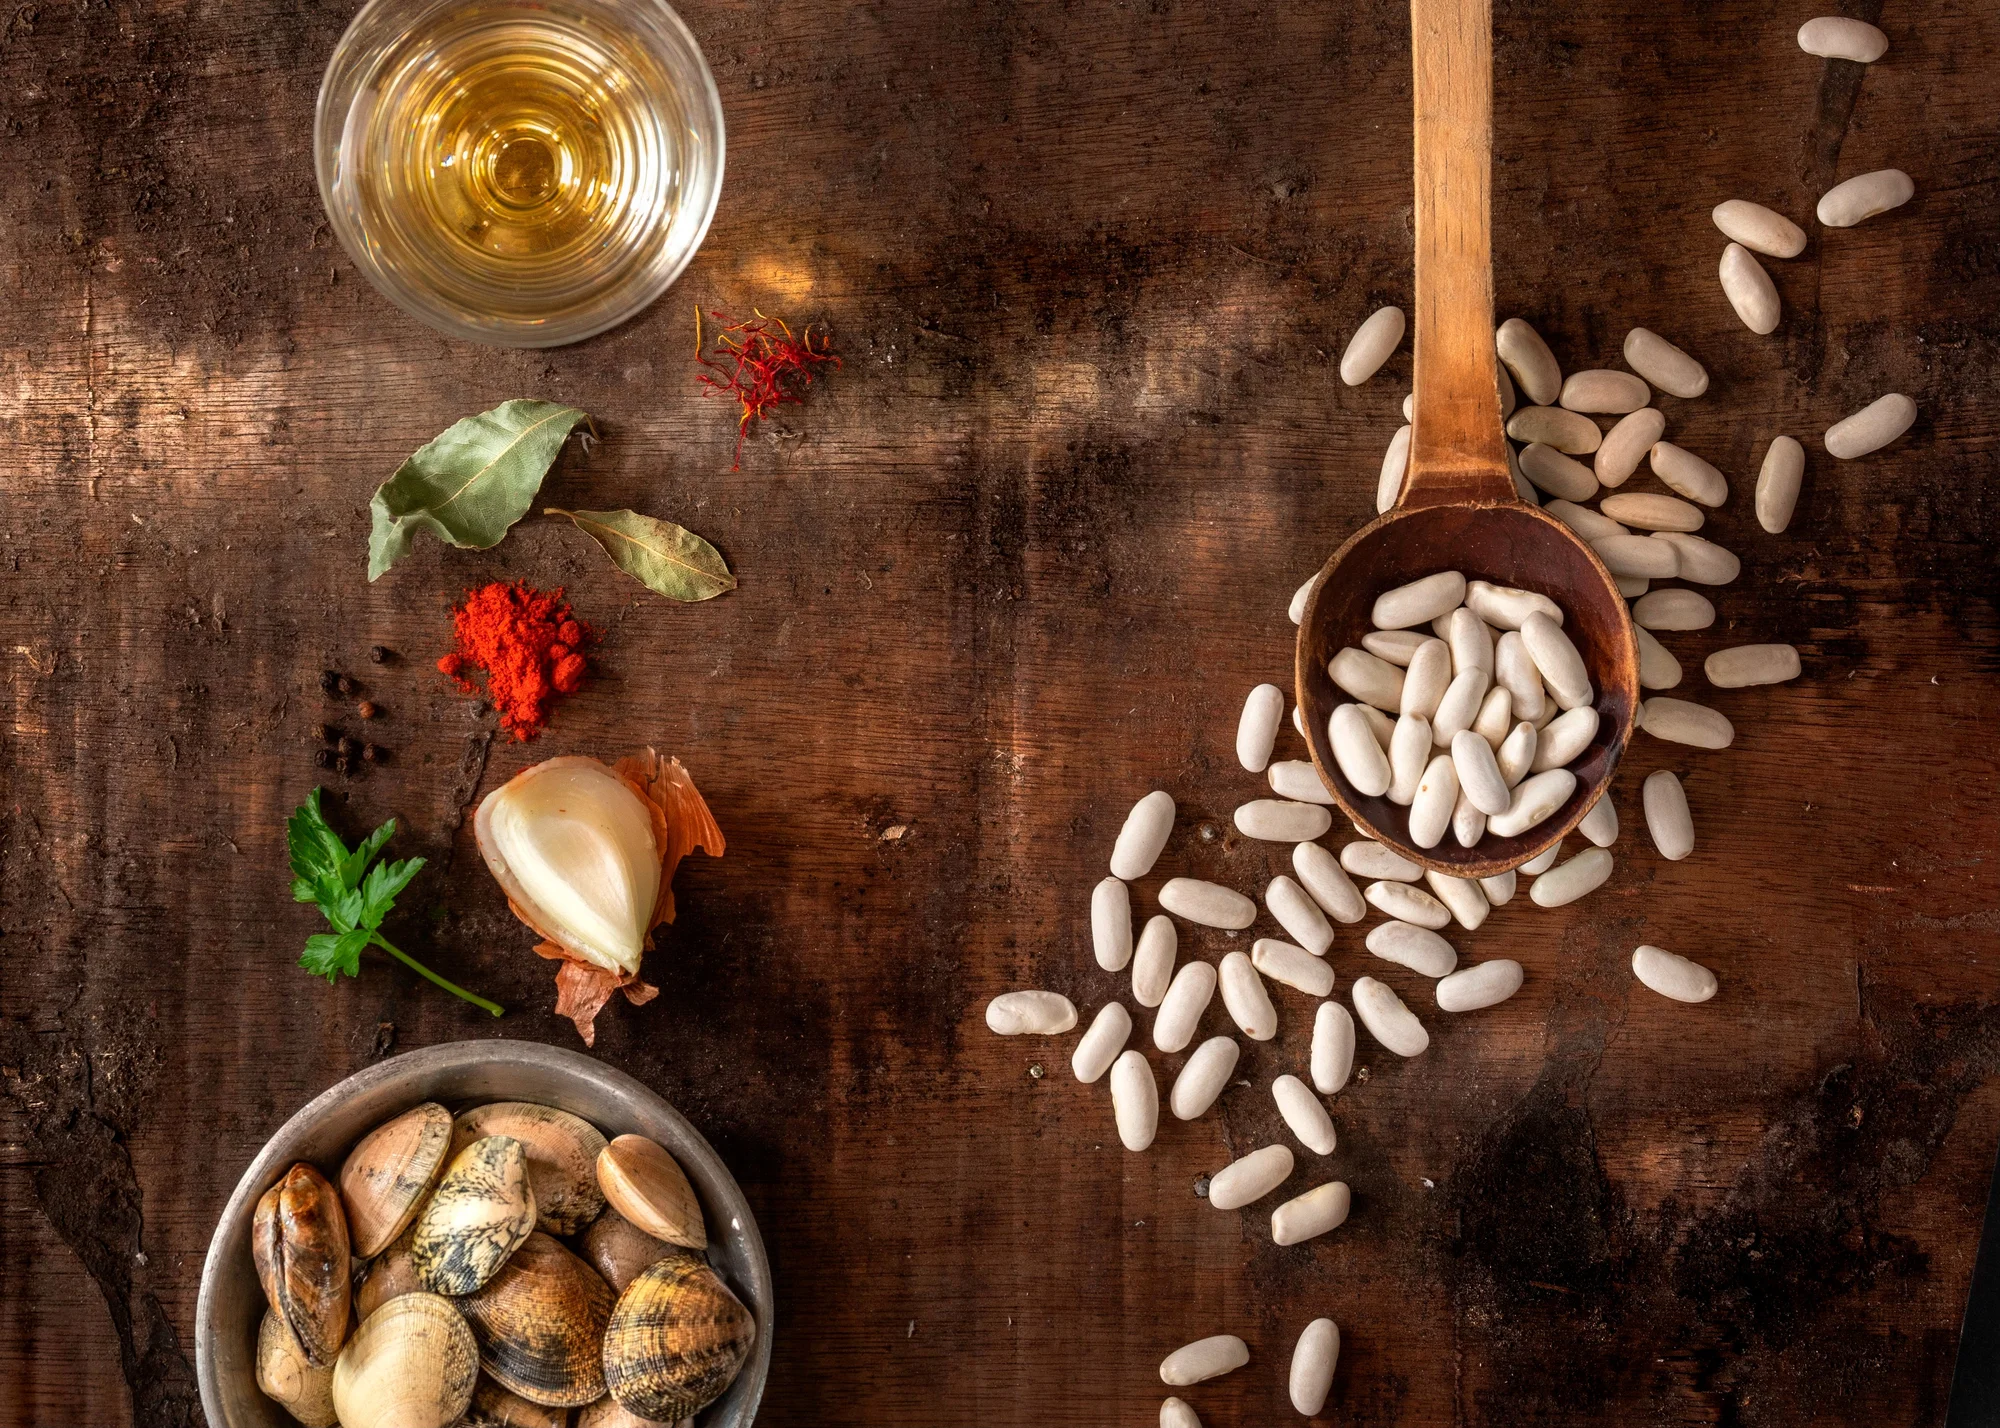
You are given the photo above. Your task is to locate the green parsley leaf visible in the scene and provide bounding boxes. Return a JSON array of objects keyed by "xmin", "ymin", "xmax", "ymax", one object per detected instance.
[{"xmin": 300, "ymin": 928, "xmax": 369, "ymax": 983}]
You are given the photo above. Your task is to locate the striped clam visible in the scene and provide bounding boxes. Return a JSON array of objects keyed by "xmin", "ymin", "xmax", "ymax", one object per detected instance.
[
  {"xmin": 339, "ymin": 1101, "xmax": 453, "ymax": 1257},
  {"xmin": 457, "ymin": 1230, "xmax": 614, "ymax": 1408},
  {"xmin": 597, "ymin": 1135, "xmax": 707, "ymax": 1250},
  {"xmin": 255, "ymin": 1308, "xmax": 338, "ymax": 1428},
  {"xmin": 330, "ymin": 1293, "xmax": 479, "ymax": 1428},
  {"xmin": 252, "ymin": 1163, "xmax": 352, "ymax": 1367},
  {"xmin": 577, "ymin": 1394, "xmax": 693, "ymax": 1426},
  {"xmin": 601, "ymin": 1254, "xmax": 757, "ymax": 1421},
  {"xmin": 581, "ymin": 1207, "xmax": 692, "ymax": 1294},
  {"xmin": 450, "ymin": 1101, "xmax": 609, "ymax": 1237},
  {"xmin": 354, "ymin": 1220, "xmax": 422, "ymax": 1319},
  {"xmin": 460, "ymin": 1375, "xmax": 572, "ymax": 1427},
  {"xmin": 413, "ymin": 1135, "xmax": 538, "ymax": 1296}
]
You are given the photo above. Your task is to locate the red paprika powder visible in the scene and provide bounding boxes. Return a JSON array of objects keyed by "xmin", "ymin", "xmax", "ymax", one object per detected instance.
[{"xmin": 437, "ymin": 582, "xmax": 593, "ymax": 740}]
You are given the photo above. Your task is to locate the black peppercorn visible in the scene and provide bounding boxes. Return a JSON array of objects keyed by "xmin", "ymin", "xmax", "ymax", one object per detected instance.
[
  {"xmin": 314, "ymin": 723, "xmax": 336, "ymax": 744},
  {"xmin": 369, "ymin": 645, "xmax": 393, "ymax": 664},
  {"xmin": 319, "ymin": 670, "xmax": 342, "ymax": 696},
  {"xmin": 363, "ymin": 744, "xmax": 386, "ymax": 764},
  {"xmin": 314, "ymin": 749, "xmax": 336, "ymax": 769},
  {"xmin": 337, "ymin": 754, "xmax": 358, "ymax": 776},
  {"xmin": 336, "ymin": 674, "xmax": 357, "ymax": 697},
  {"xmin": 337, "ymin": 736, "xmax": 358, "ymax": 758}
]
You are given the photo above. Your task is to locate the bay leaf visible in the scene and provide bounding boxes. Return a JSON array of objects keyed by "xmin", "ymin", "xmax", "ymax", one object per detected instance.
[
  {"xmin": 367, "ymin": 400, "xmax": 592, "ymax": 580},
  {"xmin": 545, "ymin": 507, "xmax": 736, "ymax": 602}
]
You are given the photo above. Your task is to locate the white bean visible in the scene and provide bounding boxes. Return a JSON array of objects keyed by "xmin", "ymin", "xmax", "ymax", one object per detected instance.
[
  {"xmin": 1578, "ymin": 789, "xmax": 1619, "ymax": 847},
  {"xmin": 1293, "ymin": 703, "xmax": 1306, "ymax": 738},
  {"xmin": 1362, "ymin": 628, "xmax": 1430, "ymax": 666},
  {"xmin": 1340, "ymin": 305, "xmax": 1406, "ymax": 385},
  {"xmin": 1825, "ymin": 393, "xmax": 1916, "ymax": 458},
  {"xmin": 1632, "ymin": 588, "xmax": 1715, "ymax": 631},
  {"xmin": 1642, "ymin": 770, "xmax": 1694, "ymax": 860},
  {"xmin": 1437, "ymin": 959, "xmax": 1524, "ymax": 1012},
  {"xmin": 986, "ymin": 990, "xmax": 1078, "ymax": 1035},
  {"xmin": 1356, "ymin": 703, "xmax": 1395, "ymax": 750},
  {"xmin": 1452, "ymin": 789, "xmax": 1487, "ymax": 848},
  {"xmin": 1400, "ymin": 639, "xmax": 1452, "ymax": 719},
  {"xmin": 1425, "ymin": 868, "xmax": 1490, "ymax": 931},
  {"xmin": 1235, "ymin": 799, "xmax": 1333, "ymax": 843},
  {"xmin": 1387, "ymin": 713, "xmax": 1432, "ymax": 806},
  {"xmin": 1132, "ymin": 914, "xmax": 1177, "ymax": 1007},
  {"xmin": 1706, "ymin": 643, "xmax": 1801, "ymax": 688},
  {"xmin": 1594, "ymin": 406, "xmax": 1668, "ymax": 487},
  {"xmin": 1402, "ymin": 392, "xmax": 1414, "ymax": 421},
  {"xmin": 1342, "ymin": 840, "xmax": 1421, "ymax": 881},
  {"xmin": 1237, "ymin": 683, "xmax": 1284, "ymax": 772},
  {"xmin": 1373, "ymin": 570, "xmax": 1466, "ymax": 630},
  {"xmin": 1207, "ymin": 1144, "xmax": 1294, "ymax": 1210},
  {"xmin": 1111, "ymin": 1050, "xmax": 1159, "ymax": 1151},
  {"xmin": 1543, "ymin": 498, "xmax": 1627, "ymax": 542},
  {"xmin": 1529, "ymin": 706, "xmax": 1599, "ymax": 771},
  {"xmin": 1431, "ymin": 667, "xmax": 1491, "ymax": 748},
  {"xmin": 1520, "ymin": 839, "xmax": 1562, "ymax": 875},
  {"xmin": 1489, "ymin": 768, "xmax": 1577, "ymax": 837},
  {"xmin": 1311, "ymin": 1002, "xmax": 1356, "ymax": 1095},
  {"xmin": 1351, "ymin": 976, "xmax": 1430, "ymax": 1057},
  {"xmin": 1153, "ymin": 959, "xmax": 1217, "ymax": 1054},
  {"xmin": 1641, "ymin": 697, "xmax": 1734, "ymax": 749},
  {"xmin": 1509, "ymin": 405, "xmax": 1603, "ymax": 455},
  {"xmin": 1601, "ymin": 492, "xmax": 1702, "ymax": 532},
  {"xmin": 1464, "ymin": 580, "xmax": 1564, "ymax": 630},
  {"xmin": 1329, "ymin": 647, "xmax": 1406, "ymax": 711},
  {"xmin": 1798, "ymin": 15, "xmax": 1888, "ymax": 61},
  {"xmin": 1593, "ymin": 533, "xmax": 1681, "ymax": 579},
  {"xmin": 1493, "ymin": 631, "xmax": 1548, "ymax": 724},
  {"xmin": 1160, "ymin": 1334, "xmax": 1249, "ymax": 1386},
  {"xmin": 1531, "ymin": 846, "xmax": 1613, "ymax": 906},
  {"xmin": 1521, "ymin": 611, "xmax": 1592, "ymax": 710},
  {"xmin": 1479, "ymin": 868, "xmax": 1517, "ymax": 905},
  {"xmin": 1652, "ymin": 531, "xmax": 1741, "ymax": 585},
  {"xmin": 1111, "ymin": 790, "xmax": 1176, "ymax": 880},
  {"xmin": 1636, "ymin": 626, "xmax": 1683, "ymax": 690},
  {"xmin": 1496, "ymin": 317, "xmax": 1563, "ymax": 405},
  {"xmin": 1252, "ymin": 937, "xmax": 1335, "ymax": 998},
  {"xmin": 1366, "ymin": 920, "xmax": 1458, "ymax": 977},
  {"xmin": 1719, "ymin": 243, "xmax": 1780, "ymax": 334},
  {"xmin": 1649, "ymin": 441, "xmax": 1730, "ymax": 507},
  {"xmin": 1559, "ymin": 369, "xmax": 1649, "ymax": 414},
  {"xmin": 1267, "ymin": 759, "xmax": 1335, "ymax": 805},
  {"xmin": 1631, "ymin": 944, "xmax": 1718, "ymax": 1003},
  {"xmin": 1329, "ymin": 704, "xmax": 1393, "ymax": 796},
  {"xmin": 1093, "ymin": 876, "xmax": 1133, "ymax": 971},
  {"xmin": 1447, "ymin": 607, "xmax": 1496, "ymax": 678},
  {"xmin": 1219, "ymin": 951, "xmax": 1277, "ymax": 1041},
  {"xmin": 1623, "ymin": 328, "xmax": 1708, "ymax": 399},
  {"xmin": 1072, "ymin": 1002, "xmax": 1134, "ymax": 1083},
  {"xmin": 1273, "ymin": 1185, "xmax": 1353, "ymax": 1249},
  {"xmin": 1472, "ymin": 685, "xmax": 1514, "ymax": 750},
  {"xmin": 1817, "ymin": 168, "xmax": 1913, "ymax": 228},
  {"xmin": 1377, "ymin": 424, "xmax": 1412, "ymax": 513},
  {"xmin": 1497, "ymin": 720, "xmax": 1538, "ymax": 786},
  {"xmin": 1711, "ymin": 198, "xmax": 1807, "ymax": 258},
  {"xmin": 1294, "ymin": 842, "xmax": 1366, "ymax": 924},
  {"xmin": 1449, "ymin": 729, "xmax": 1510, "ymax": 816},
  {"xmin": 1757, "ymin": 435, "xmax": 1805, "ymax": 533},
  {"xmin": 1160, "ymin": 1398, "xmax": 1203, "ymax": 1428},
  {"xmin": 1287, "ymin": 1317, "xmax": 1342, "ymax": 1412},
  {"xmin": 1169, "ymin": 1036, "xmax": 1239, "ymax": 1120},
  {"xmin": 1272, "ymin": 1074, "xmax": 1337, "ymax": 1155},
  {"xmin": 1364, "ymin": 879, "xmax": 1451, "ymax": 929},
  {"xmin": 1497, "ymin": 357, "xmax": 1518, "ymax": 417},
  {"xmin": 1262, "ymin": 875, "xmax": 1332, "ymax": 956},
  {"xmin": 1159, "ymin": 877, "xmax": 1257, "ymax": 931},
  {"xmin": 1288, "ymin": 574, "xmax": 1315, "ymax": 625},
  {"xmin": 1409, "ymin": 753, "xmax": 1460, "ymax": 849}
]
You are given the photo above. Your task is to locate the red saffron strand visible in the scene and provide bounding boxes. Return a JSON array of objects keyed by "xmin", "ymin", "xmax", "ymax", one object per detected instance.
[{"xmin": 694, "ymin": 308, "xmax": 840, "ymax": 469}]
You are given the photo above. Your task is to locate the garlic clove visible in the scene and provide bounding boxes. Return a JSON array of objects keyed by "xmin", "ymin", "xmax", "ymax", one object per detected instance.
[{"xmin": 476, "ymin": 758, "xmax": 662, "ymax": 977}]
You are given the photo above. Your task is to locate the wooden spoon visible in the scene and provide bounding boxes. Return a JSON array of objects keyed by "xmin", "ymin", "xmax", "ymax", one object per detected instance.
[{"xmin": 1295, "ymin": 0, "xmax": 1638, "ymax": 879}]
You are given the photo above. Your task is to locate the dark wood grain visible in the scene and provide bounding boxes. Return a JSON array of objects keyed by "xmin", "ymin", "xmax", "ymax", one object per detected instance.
[{"xmin": 2, "ymin": 0, "xmax": 1997, "ymax": 1425}]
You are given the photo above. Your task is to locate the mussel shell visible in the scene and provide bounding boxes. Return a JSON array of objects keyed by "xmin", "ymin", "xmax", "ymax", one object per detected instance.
[
  {"xmin": 255, "ymin": 1308, "xmax": 338, "ymax": 1428},
  {"xmin": 330, "ymin": 1293, "xmax": 478, "ymax": 1428},
  {"xmin": 252, "ymin": 1163, "xmax": 352, "ymax": 1367},
  {"xmin": 355, "ymin": 1220, "xmax": 423, "ymax": 1320},
  {"xmin": 412, "ymin": 1135, "xmax": 537, "ymax": 1296},
  {"xmin": 601, "ymin": 1255, "xmax": 755, "ymax": 1422},
  {"xmin": 450, "ymin": 1101, "xmax": 609, "ymax": 1237},
  {"xmin": 581, "ymin": 1207, "xmax": 693, "ymax": 1294},
  {"xmin": 340, "ymin": 1102, "xmax": 454, "ymax": 1257},
  {"xmin": 577, "ymin": 1393, "xmax": 689, "ymax": 1427},
  {"xmin": 457, "ymin": 1231, "xmax": 614, "ymax": 1408},
  {"xmin": 596, "ymin": 1135, "xmax": 707, "ymax": 1251},
  {"xmin": 461, "ymin": 1374, "xmax": 571, "ymax": 1428}
]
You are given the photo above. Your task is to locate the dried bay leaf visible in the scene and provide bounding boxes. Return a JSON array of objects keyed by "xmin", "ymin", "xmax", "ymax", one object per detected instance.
[
  {"xmin": 545, "ymin": 508, "xmax": 736, "ymax": 602},
  {"xmin": 367, "ymin": 400, "xmax": 592, "ymax": 580}
]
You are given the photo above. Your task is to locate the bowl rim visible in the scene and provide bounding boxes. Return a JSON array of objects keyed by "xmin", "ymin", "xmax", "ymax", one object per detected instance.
[{"xmin": 194, "ymin": 1037, "xmax": 772, "ymax": 1426}]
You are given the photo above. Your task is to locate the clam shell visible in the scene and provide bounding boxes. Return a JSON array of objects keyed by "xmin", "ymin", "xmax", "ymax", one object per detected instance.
[
  {"xmin": 252, "ymin": 1163, "xmax": 352, "ymax": 1366},
  {"xmin": 458, "ymin": 1231, "xmax": 614, "ymax": 1407},
  {"xmin": 462, "ymin": 1375, "xmax": 571, "ymax": 1428},
  {"xmin": 412, "ymin": 1135, "xmax": 537, "ymax": 1296},
  {"xmin": 354, "ymin": 1221, "xmax": 423, "ymax": 1320},
  {"xmin": 331, "ymin": 1293, "xmax": 478, "ymax": 1428},
  {"xmin": 451, "ymin": 1101, "xmax": 609, "ymax": 1237},
  {"xmin": 256, "ymin": 1308, "xmax": 338, "ymax": 1428},
  {"xmin": 596, "ymin": 1135, "xmax": 706, "ymax": 1250},
  {"xmin": 340, "ymin": 1102, "xmax": 454, "ymax": 1256},
  {"xmin": 578, "ymin": 1393, "xmax": 690, "ymax": 1427},
  {"xmin": 582, "ymin": 1207, "xmax": 692, "ymax": 1294},
  {"xmin": 601, "ymin": 1256, "xmax": 756, "ymax": 1422}
]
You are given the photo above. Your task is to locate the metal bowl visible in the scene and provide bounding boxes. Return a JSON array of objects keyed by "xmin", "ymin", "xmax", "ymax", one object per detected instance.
[{"xmin": 195, "ymin": 1039, "xmax": 771, "ymax": 1427}]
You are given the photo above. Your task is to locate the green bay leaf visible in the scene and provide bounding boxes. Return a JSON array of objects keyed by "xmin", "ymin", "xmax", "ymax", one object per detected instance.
[
  {"xmin": 367, "ymin": 400, "xmax": 592, "ymax": 580},
  {"xmin": 545, "ymin": 507, "xmax": 737, "ymax": 602}
]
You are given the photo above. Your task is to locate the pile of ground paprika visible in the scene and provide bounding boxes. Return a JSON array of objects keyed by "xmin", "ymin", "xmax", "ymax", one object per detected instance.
[{"xmin": 437, "ymin": 582, "xmax": 592, "ymax": 740}]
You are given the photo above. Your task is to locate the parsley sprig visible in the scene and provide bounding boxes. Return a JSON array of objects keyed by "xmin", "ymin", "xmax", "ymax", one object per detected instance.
[{"xmin": 287, "ymin": 789, "xmax": 503, "ymax": 1016}]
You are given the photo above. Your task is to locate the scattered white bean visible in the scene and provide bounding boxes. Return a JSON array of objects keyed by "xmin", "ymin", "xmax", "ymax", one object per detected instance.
[
  {"xmin": 1496, "ymin": 317, "xmax": 1563, "ymax": 405},
  {"xmin": 1235, "ymin": 799, "xmax": 1334, "ymax": 843},
  {"xmin": 1329, "ymin": 647, "xmax": 1406, "ymax": 712},
  {"xmin": 1719, "ymin": 242, "xmax": 1781, "ymax": 334},
  {"xmin": 1642, "ymin": 770, "xmax": 1694, "ymax": 860},
  {"xmin": 986, "ymin": 990, "xmax": 1077, "ymax": 1035},
  {"xmin": 1798, "ymin": 15, "xmax": 1888, "ymax": 61},
  {"xmin": 1237, "ymin": 684, "xmax": 1284, "ymax": 773},
  {"xmin": 1531, "ymin": 846, "xmax": 1613, "ymax": 906},
  {"xmin": 1287, "ymin": 1318, "xmax": 1342, "ymax": 1413},
  {"xmin": 1340, "ymin": 305, "xmax": 1406, "ymax": 385},
  {"xmin": 1825, "ymin": 393, "xmax": 1916, "ymax": 459},
  {"xmin": 1489, "ymin": 768, "xmax": 1577, "ymax": 837},
  {"xmin": 1093, "ymin": 876, "xmax": 1133, "ymax": 972},
  {"xmin": 1153, "ymin": 959, "xmax": 1217, "ymax": 1054},
  {"xmin": 1377, "ymin": 424, "xmax": 1412, "ymax": 513},
  {"xmin": 1365, "ymin": 920, "xmax": 1459, "ymax": 977},
  {"xmin": 1288, "ymin": 574, "xmax": 1315, "ymax": 625},
  {"xmin": 1464, "ymin": 580, "xmax": 1563, "ymax": 630},
  {"xmin": 1593, "ymin": 532, "xmax": 1681, "ymax": 579},
  {"xmin": 1530, "ymin": 706, "xmax": 1600, "ymax": 771},
  {"xmin": 1111, "ymin": 790, "xmax": 1176, "ymax": 880},
  {"xmin": 1594, "ymin": 407, "xmax": 1668, "ymax": 488},
  {"xmin": 1408, "ymin": 753, "xmax": 1460, "ymax": 849},
  {"xmin": 1272, "ymin": 1074, "xmax": 1337, "ymax": 1155},
  {"xmin": 1132, "ymin": 915, "xmax": 1177, "ymax": 1007},
  {"xmin": 1601, "ymin": 492, "xmax": 1703, "ymax": 532},
  {"xmin": 1110, "ymin": 1050, "xmax": 1159, "ymax": 1151},
  {"xmin": 1170, "ymin": 1036, "xmax": 1240, "ymax": 1120},
  {"xmin": 1373, "ymin": 570, "xmax": 1466, "ymax": 630},
  {"xmin": 1649, "ymin": 441, "xmax": 1730, "ymax": 507},
  {"xmin": 1364, "ymin": 879, "xmax": 1452, "ymax": 929},
  {"xmin": 1640, "ymin": 697, "xmax": 1735, "ymax": 749},
  {"xmin": 1160, "ymin": 1398, "xmax": 1203, "ymax": 1428},
  {"xmin": 1497, "ymin": 720, "xmax": 1539, "ymax": 786},
  {"xmin": 1160, "ymin": 1334, "xmax": 1249, "ymax": 1386},
  {"xmin": 1208, "ymin": 1144, "xmax": 1295, "ymax": 1210},
  {"xmin": 1480, "ymin": 868, "xmax": 1517, "ymax": 904},
  {"xmin": 1311, "ymin": 1002, "xmax": 1356, "ymax": 1095},
  {"xmin": 1219, "ymin": 951, "xmax": 1278, "ymax": 1041},
  {"xmin": 1652, "ymin": 530, "xmax": 1741, "ymax": 585},
  {"xmin": 1559, "ymin": 369, "xmax": 1650, "ymax": 414},
  {"xmin": 1400, "ymin": 639, "xmax": 1452, "ymax": 720},
  {"xmin": 1510, "ymin": 407, "xmax": 1603, "ymax": 456},
  {"xmin": 1267, "ymin": 759, "xmax": 1335, "ymax": 805},
  {"xmin": 1342, "ymin": 840, "xmax": 1422, "ymax": 881},
  {"xmin": 1817, "ymin": 169, "xmax": 1913, "ymax": 228},
  {"xmin": 1425, "ymin": 868, "xmax": 1491, "ymax": 931},
  {"xmin": 1452, "ymin": 788, "xmax": 1487, "ymax": 848},
  {"xmin": 1543, "ymin": 498, "xmax": 1626, "ymax": 542},
  {"xmin": 1631, "ymin": 944, "xmax": 1718, "ymax": 1003},
  {"xmin": 1160, "ymin": 877, "xmax": 1258, "ymax": 929},
  {"xmin": 1273, "ymin": 1186, "xmax": 1352, "ymax": 1250},
  {"xmin": 1362, "ymin": 628, "xmax": 1431, "ymax": 666},
  {"xmin": 1623, "ymin": 328, "xmax": 1708, "ymax": 399},
  {"xmin": 1706, "ymin": 643, "xmax": 1801, "ymax": 688},
  {"xmin": 1636, "ymin": 626, "xmax": 1683, "ymax": 690},
  {"xmin": 1712, "ymin": 198, "xmax": 1807, "ymax": 258},
  {"xmin": 1756, "ymin": 435, "xmax": 1805, "ymax": 533},
  {"xmin": 1520, "ymin": 839, "xmax": 1563, "ymax": 875},
  {"xmin": 1387, "ymin": 713, "xmax": 1432, "ymax": 806},
  {"xmin": 1521, "ymin": 611, "xmax": 1592, "ymax": 710},
  {"xmin": 1436, "ymin": 959, "xmax": 1525, "ymax": 1012},
  {"xmin": 1252, "ymin": 937, "xmax": 1335, "ymax": 999},
  {"xmin": 1294, "ymin": 842, "xmax": 1367, "ymax": 924},
  {"xmin": 1578, "ymin": 790, "xmax": 1619, "ymax": 847},
  {"xmin": 1262, "ymin": 875, "xmax": 1332, "ymax": 956},
  {"xmin": 1072, "ymin": 1002, "xmax": 1134, "ymax": 1083},
  {"xmin": 1351, "ymin": 976, "xmax": 1429, "ymax": 1057}
]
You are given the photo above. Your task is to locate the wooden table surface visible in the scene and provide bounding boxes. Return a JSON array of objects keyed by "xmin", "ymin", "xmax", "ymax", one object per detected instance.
[{"xmin": 4, "ymin": 0, "xmax": 1998, "ymax": 1423}]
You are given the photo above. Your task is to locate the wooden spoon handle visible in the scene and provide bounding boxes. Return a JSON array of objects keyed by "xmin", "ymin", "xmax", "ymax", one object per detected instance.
[{"xmin": 1403, "ymin": 0, "xmax": 1517, "ymax": 508}]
